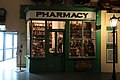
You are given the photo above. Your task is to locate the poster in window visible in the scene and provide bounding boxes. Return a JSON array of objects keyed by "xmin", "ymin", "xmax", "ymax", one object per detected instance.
[
  {"xmin": 106, "ymin": 31, "xmax": 116, "ymax": 44},
  {"xmin": 106, "ymin": 49, "xmax": 113, "ymax": 63},
  {"xmin": 106, "ymin": 49, "xmax": 117, "ymax": 63}
]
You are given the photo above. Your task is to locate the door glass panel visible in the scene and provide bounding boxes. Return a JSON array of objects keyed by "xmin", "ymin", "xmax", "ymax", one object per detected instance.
[
  {"xmin": 49, "ymin": 32, "xmax": 55, "ymax": 53},
  {"xmin": 5, "ymin": 49, "xmax": 12, "ymax": 59},
  {"xmin": 47, "ymin": 21, "xmax": 65, "ymax": 29},
  {"xmin": 49, "ymin": 32, "xmax": 64, "ymax": 54},
  {"xmin": 6, "ymin": 34, "xmax": 12, "ymax": 48},
  {"xmin": 14, "ymin": 34, "xmax": 17, "ymax": 48},
  {"xmin": 0, "ymin": 32, "xmax": 3, "ymax": 49},
  {"xmin": 0, "ymin": 32, "xmax": 4, "ymax": 61},
  {"xmin": 5, "ymin": 32, "xmax": 18, "ymax": 59},
  {"xmin": 0, "ymin": 50, "xmax": 3, "ymax": 61},
  {"xmin": 57, "ymin": 32, "xmax": 63, "ymax": 53},
  {"xmin": 14, "ymin": 49, "xmax": 17, "ymax": 57}
]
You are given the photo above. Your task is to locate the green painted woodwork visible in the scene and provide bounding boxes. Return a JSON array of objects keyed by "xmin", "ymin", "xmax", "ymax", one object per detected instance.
[
  {"xmin": 30, "ymin": 58, "xmax": 46, "ymax": 73},
  {"xmin": 93, "ymin": 30, "xmax": 101, "ymax": 72},
  {"xmin": 24, "ymin": 6, "xmax": 96, "ymax": 14},
  {"xmin": 54, "ymin": 54, "xmax": 65, "ymax": 71},
  {"xmin": 26, "ymin": 56, "xmax": 30, "ymax": 72},
  {"xmin": 96, "ymin": 10, "xmax": 101, "ymax": 26},
  {"xmin": 46, "ymin": 54, "xmax": 55, "ymax": 72},
  {"xmin": 46, "ymin": 54, "xmax": 65, "ymax": 72},
  {"xmin": 65, "ymin": 60, "xmax": 74, "ymax": 72},
  {"xmin": 65, "ymin": 20, "xmax": 70, "ymax": 59}
]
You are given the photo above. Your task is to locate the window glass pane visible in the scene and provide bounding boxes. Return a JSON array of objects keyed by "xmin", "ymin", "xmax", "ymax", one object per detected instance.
[
  {"xmin": 32, "ymin": 39, "xmax": 45, "ymax": 57},
  {"xmin": 70, "ymin": 39, "xmax": 82, "ymax": 57},
  {"xmin": 70, "ymin": 21, "xmax": 82, "ymax": 38},
  {"xmin": 57, "ymin": 32, "xmax": 63, "ymax": 53},
  {"xmin": 83, "ymin": 40, "xmax": 95, "ymax": 57},
  {"xmin": 47, "ymin": 21, "xmax": 65, "ymax": 29},
  {"xmin": 49, "ymin": 32, "xmax": 55, "ymax": 53},
  {"xmin": 0, "ymin": 50, "xmax": 3, "ymax": 61},
  {"xmin": 5, "ymin": 49, "xmax": 12, "ymax": 59},
  {"xmin": 32, "ymin": 21, "xmax": 45, "ymax": 38},
  {"xmin": 83, "ymin": 22, "xmax": 96, "ymax": 39},
  {"xmin": 0, "ymin": 32, "xmax": 3, "ymax": 49},
  {"xmin": 6, "ymin": 34, "xmax": 12, "ymax": 48}
]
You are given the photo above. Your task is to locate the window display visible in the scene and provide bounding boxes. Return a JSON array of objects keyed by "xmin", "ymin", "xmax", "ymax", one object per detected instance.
[
  {"xmin": 31, "ymin": 21, "xmax": 45, "ymax": 57},
  {"xmin": 32, "ymin": 21, "xmax": 45, "ymax": 39},
  {"xmin": 83, "ymin": 40, "xmax": 95, "ymax": 57},
  {"xmin": 70, "ymin": 21, "xmax": 82, "ymax": 38},
  {"xmin": 69, "ymin": 21, "xmax": 96, "ymax": 58},
  {"xmin": 70, "ymin": 39, "xmax": 82, "ymax": 56},
  {"xmin": 32, "ymin": 39, "xmax": 45, "ymax": 57}
]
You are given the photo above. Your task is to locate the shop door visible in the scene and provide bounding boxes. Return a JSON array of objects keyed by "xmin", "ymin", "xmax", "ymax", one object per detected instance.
[{"xmin": 47, "ymin": 30, "xmax": 65, "ymax": 72}]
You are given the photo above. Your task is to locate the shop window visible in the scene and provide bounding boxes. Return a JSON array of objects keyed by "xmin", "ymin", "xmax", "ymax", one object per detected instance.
[
  {"xmin": 69, "ymin": 21, "xmax": 96, "ymax": 58},
  {"xmin": 32, "ymin": 39, "xmax": 45, "ymax": 57},
  {"xmin": 31, "ymin": 20, "xmax": 45, "ymax": 57}
]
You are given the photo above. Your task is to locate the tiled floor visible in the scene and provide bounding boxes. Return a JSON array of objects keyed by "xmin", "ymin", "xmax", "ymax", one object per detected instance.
[{"xmin": 0, "ymin": 58, "xmax": 120, "ymax": 80}]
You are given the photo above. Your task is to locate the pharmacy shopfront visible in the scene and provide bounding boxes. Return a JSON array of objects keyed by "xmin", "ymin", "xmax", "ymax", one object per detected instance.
[{"xmin": 25, "ymin": 6, "xmax": 101, "ymax": 73}]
